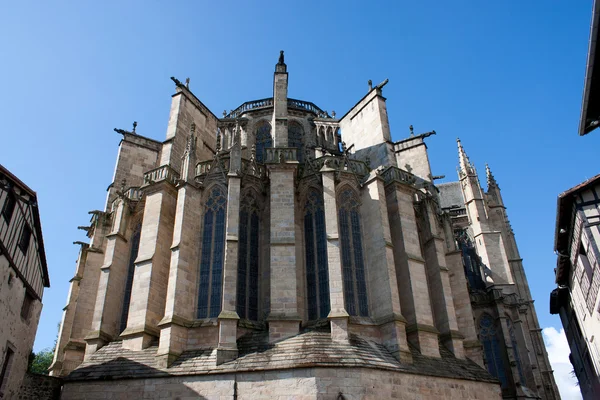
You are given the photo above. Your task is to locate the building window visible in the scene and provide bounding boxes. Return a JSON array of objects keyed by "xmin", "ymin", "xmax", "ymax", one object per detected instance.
[
  {"xmin": 507, "ymin": 318, "xmax": 525, "ymax": 385},
  {"xmin": 236, "ymin": 191, "xmax": 260, "ymax": 321},
  {"xmin": 304, "ymin": 189, "xmax": 330, "ymax": 320},
  {"xmin": 1, "ymin": 191, "xmax": 16, "ymax": 223},
  {"xmin": 288, "ymin": 121, "xmax": 304, "ymax": 162},
  {"xmin": 456, "ymin": 229, "xmax": 486, "ymax": 290},
  {"xmin": 479, "ymin": 314, "xmax": 508, "ymax": 388},
  {"xmin": 18, "ymin": 223, "xmax": 31, "ymax": 254},
  {"xmin": 197, "ymin": 186, "xmax": 227, "ymax": 319},
  {"xmin": 338, "ymin": 188, "xmax": 368, "ymax": 316},
  {"xmin": 0, "ymin": 347, "xmax": 14, "ymax": 397},
  {"xmin": 21, "ymin": 290, "xmax": 35, "ymax": 321},
  {"xmin": 255, "ymin": 121, "xmax": 272, "ymax": 163},
  {"xmin": 120, "ymin": 223, "xmax": 141, "ymax": 333}
]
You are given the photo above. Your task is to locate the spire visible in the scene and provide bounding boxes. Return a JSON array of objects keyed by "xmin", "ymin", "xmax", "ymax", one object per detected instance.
[
  {"xmin": 457, "ymin": 138, "xmax": 474, "ymax": 176},
  {"xmin": 485, "ymin": 163, "xmax": 498, "ymax": 189}
]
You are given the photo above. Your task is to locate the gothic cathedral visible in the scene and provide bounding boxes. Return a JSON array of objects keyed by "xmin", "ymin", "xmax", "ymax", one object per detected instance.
[{"xmin": 50, "ymin": 53, "xmax": 559, "ymax": 399}]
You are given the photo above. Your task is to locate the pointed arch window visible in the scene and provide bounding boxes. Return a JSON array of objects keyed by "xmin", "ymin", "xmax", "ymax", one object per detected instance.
[
  {"xmin": 120, "ymin": 222, "xmax": 141, "ymax": 332},
  {"xmin": 338, "ymin": 189, "xmax": 368, "ymax": 316},
  {"xmin": 304, "ymin": 189, "xmax": 330, "ymax": 320},
  {"xmin": 507, "ymin": 318, "xmax": 525, "ymax": 384},
  {"xmin": 255, "ymin": 121, "xmax": 272, "ymax": 163},
  {"xmin": 288, "ymin": 121, "xmax": 304, "ymax": 162},
  {"xmin": 326, "ymin": 127, "xmax": 334, "ymax": 147},
  {"xmin": 456, "ymin": 229, "xmax": 486, "ymax": 290},
  {"xmin": 197, "ymin": 186, "xmax": 227, "ymax": 319},
  {"xmin": 236, "ymin": 191, "xmax": 260, "ymax": 321},
  {"xmin": 480, "ymin": 314, "xmax": 508, "ymax": 388}
]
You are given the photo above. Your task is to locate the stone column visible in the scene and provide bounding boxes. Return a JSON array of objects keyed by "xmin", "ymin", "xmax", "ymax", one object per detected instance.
[
  {"xmin": 421, "ymin": 199, "xmax": 464, "ymax": 358},
  {"xmin": 156, "ymin": 184, "xmax": 201, "ymax": 367},
  {"xmin": 267, "ymin": 162, "xmax": 300, "ymax": 343},
  {"xmin": 387, "ymin": 183, "xmax": 440, "ymax": 358},
  {"xmin": 361, "ymin": 175, "xmax": 411, "ymax": 362},
  {"xmin": 321, "ymin": 168, "xmax": 349, "ymax": 341},
  {"xmin": 84, "ymin": 202, "xmax": 132, "ymax": 358},
  {"xmin": 216, "ymin": 163, "xmax": 242, "ymax": 364},
  {"xmin": 122, "ymin": 180, "xmax": 177, "ymax": 351}
]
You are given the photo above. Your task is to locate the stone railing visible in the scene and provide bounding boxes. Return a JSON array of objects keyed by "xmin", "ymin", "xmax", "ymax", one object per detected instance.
[
  {"xmin": 264, "ymin": 147, "xmax": 297, "ymax": 163},
  {"xmin": 195, "ymin": 156, "xmax": 231, "ymax": 176},
  {"xmin": 287, "ymin": 98, "xmax": 329, "ymax": 118},
  {"xmin": 301, "ymin": 156, "xmax": 370, "ymax": 178},
  {"xmin": 379, "ymin": 166, "xmax": 418, "ymax": 186},
  {"xmin": 448, "ymin": 208, "xmax": 467, "ymax": 217},
  {"xmin": 226, "ymin": 98, "xmax": 273, "ymax": 118},
  {"xmin": 125, "ymin": 187, "xmax": 143, "ymax": 201},
  {"xmin": 143, "ymin": 165, "xmax": 180, "ymax": 186},
  {"xmin": 224, "ymin": 97, "xmax": 329, "ymax": 119}
]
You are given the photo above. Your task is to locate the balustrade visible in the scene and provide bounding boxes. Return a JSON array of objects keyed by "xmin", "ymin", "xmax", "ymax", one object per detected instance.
[
  {"xmin": 224, "ymin": 97, "xmax": 329, "ymax": 119},
  {"xmin": 264, "ymin": 147, "xmax": 297, "ymax": 163},
  {"xmin": 143, "ymin": 165, "xmax": 180, "ymax": 186}
]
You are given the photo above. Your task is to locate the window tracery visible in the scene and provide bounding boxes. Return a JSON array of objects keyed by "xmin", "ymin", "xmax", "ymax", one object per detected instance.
[
  {"xmin": 480, "ymin": 314, "xmax": 508, "ymax": 388},
  {"xmin": 338, "ymin": 188, "xmax": 368, "ymax": 316},
  {"xmin": 304, "ymin": 189, "xmax": 330, "ymax": 320},
  {"xmin": 197, "ymin": 186, "xmax": 227, "ymax": 319},
  {"xmin": 120, "ymin": 222, "xmax": 141, "ymax": 332},
  {"xmin": 255, "ymin": 121, "xmax": 272, "ymax": 163},
  {"xmin": 236, "ymin": 191, "xmax": 260, "ymax": 320}
]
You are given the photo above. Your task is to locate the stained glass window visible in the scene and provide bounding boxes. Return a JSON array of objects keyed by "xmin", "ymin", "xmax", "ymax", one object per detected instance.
[
  {"xmin": 304, "ymin": 189, "xmax": 330, "ymax": 320},
  {"xmin": 288, "ymin": 121, "xmax": 304, "ymax": 162},
  {"xmin": 255, "ymin": 122, "xmax": 272, "ymax": 163},
  {"xmin": 197, "ymin": 186, "xmax": 227, "ymax": 319},
  {"xmin": 120, "ymin": 223, "xmax": 141, "ymax": 332},
  {"xmin": 480, "ymin": 314, "xmax": 508, "ymax": 388},
  {"xmin": 338, "ymin": 189, "xmax": 368, "ymax": 316},
  {"xmin": 236, "ymin": 191, "xmax": 260, "ymax": 320},
  {"xmin": 507, "ymin": 318, "xmax": 525, "ymax": 384}
]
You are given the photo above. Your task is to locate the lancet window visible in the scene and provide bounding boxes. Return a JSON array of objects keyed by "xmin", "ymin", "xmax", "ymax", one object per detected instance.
[
  {"xmin": 456, "ymin": 229, "xmax": 486, "ymax": 290},
  {"xmin": 197, "ymin": 186, "xmax": 227, "ymax": 319},
  {"xmin": 304, "ymin": 189, "xmax": 330, "ymax": 320},
  {"xmin": 507, "ymin": 318, "xmax": 525, "ymax": 384},
  {"xmin": 255, "ymin": 121, "xmax": 272, "ymax": 163},
  {"xmin": 120, "ymin": 222, "xmax": 141, "ymax": 332},
  {"xmin": 236, "ymin": 191, "xmax": 260, "ymax": 321},
  {"xmin": 479, "ymin": 314, "xmax": 508, "ymax": 388},
  {"xmin": 288, "ymin": 121, "xmax": 304, "ymax": 162},
  {"xmin": 338, "ymin": 188, "xmax": 368, "ymax": 316}
]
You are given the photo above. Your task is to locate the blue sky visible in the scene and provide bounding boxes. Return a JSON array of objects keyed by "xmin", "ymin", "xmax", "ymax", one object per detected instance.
[{"xmin": 0, "ymin": 1, "xmax": 597, "ymax": 394}]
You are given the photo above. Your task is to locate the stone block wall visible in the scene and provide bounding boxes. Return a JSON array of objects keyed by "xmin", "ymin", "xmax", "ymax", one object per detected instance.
[
  {"xmin": 61, "ymin": 367, "xmax": 501, "ymax": 400},
  {"xmin": 18, "ymin": 373, "xmax": 62, "ymax": 400},
  {"xmin": 0, "ymin": 256, "xmax": 43, "ymax": 399}
]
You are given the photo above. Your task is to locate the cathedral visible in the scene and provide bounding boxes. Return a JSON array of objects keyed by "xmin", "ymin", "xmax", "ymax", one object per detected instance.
[{"xmin": 50, "ymin": 52, "xmax": 559, "ymax": 399}]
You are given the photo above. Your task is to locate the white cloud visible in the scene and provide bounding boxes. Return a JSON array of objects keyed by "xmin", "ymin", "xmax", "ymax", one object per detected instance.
[{"xmin": 543, "ymin": 327, "xmax": 582, "ymax": 400}]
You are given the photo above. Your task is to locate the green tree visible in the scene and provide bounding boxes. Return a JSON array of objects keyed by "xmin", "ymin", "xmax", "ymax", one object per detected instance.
[{"xmin": 28, "ymin": 348, "xmax": 53, "ymax": 375}]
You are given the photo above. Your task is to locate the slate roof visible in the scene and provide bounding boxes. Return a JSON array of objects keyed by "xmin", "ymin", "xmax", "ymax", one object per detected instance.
[
  {"xmin": 66, "ymin": 330, "xmax": 497, "ymax": 384},
  {"xmin": 437, "ymin": 181, "xmax": 465, "ymax": 210}
]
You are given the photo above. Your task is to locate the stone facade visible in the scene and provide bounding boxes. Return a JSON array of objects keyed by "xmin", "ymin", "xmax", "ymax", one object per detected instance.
[
  {"xmin": 551, "ymin": 174, "xmax": 600, "ymax": 399},
  {"xmin": 0, "ymin": 165, "xmax": 50, "ymax": 399},
  {"xmin": 51, "ymin": 53, "xmax": 557, "ymax": 399}
]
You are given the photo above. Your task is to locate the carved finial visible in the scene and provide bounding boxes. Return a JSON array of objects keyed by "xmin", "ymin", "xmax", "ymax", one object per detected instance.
[
  {"xmin": 409, "ymin": 125, "xmax": 414, "ymax": 137},
  {"xmin": 223, "ymin": 110, "xmax": 227, "ymax": 117},
  {"xmin": 120, "ymin": 178, "xmax": 127, "ymax": 193},
  {"xmin": 331, "ymin": 110, "xmax": 336, "ymax": 118},
  {"xmin": 341, "ymin": 141, "xmax": 347, "ymax": 154},
  {"xmin": 216, "ymin": 132, "xmax": 221, "ymax": 153},
  {"xmin": 278, "ymin": 50, "xmax": 285, "ymax": 64},
  {"xmin": 251, "ymin": 144, "xmax": 256, "ymax": 161},
  {"xmin": 190, "ymin": 122, "xmax": 196, "ymax": 134},
  {"xmin": 457, "ymin": 137, "xmax": 474, "ymax": 175},
  {"xmin": 132, "ymin": 121, "xmax": 137, "ymax": 133},
  {"xmin": 404, "ymin": 163, "xmax": 413, "ymax": 173},
  {"xmin": 185, "ymin": 77, "xmax": 190, "ymax": 88},
  {"xmin": 486, "ymin": 163, "xmax": 498, "ymax": 189},
  {"xmin": 368, "ymin": 80, "xmax": 373, "ymax": 90}
]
